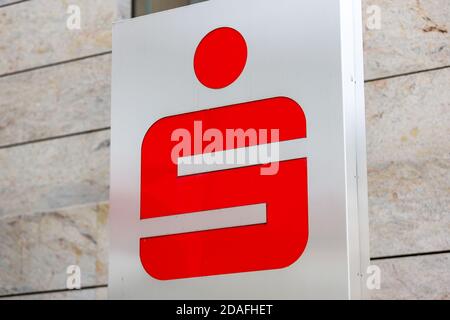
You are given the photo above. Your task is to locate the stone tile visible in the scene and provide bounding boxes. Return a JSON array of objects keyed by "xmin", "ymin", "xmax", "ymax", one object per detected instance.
[
  {"xmin": 368, "ymin": 160, "xmax": 450, "ymax": 258},
  {"xmin": 1, "ymin": 287, "xmax": 108, "ymax": 300},
  {"xmin": 0, "ymin": 203, "xmax": 108, "ymax": 296},
  {"xmin": 117, "ymin": 0, "xmax": 132, "ymax": 19},
  {"xmin": 0, "ymin": 0, "xmax": 21, "ymax": 7},
  {"xmin": 0, "ymin": 130, "xmax": 110, "ymax": 218},
  {"xmin": 371, "ymin": 254, "xmax": 450, "ymax": 300},
  {"xmin": 362, "ymin": 0, "xmax": 450, "ymax": 80},
  {"xmin": 0, "ymin": 54, "xmax": 111, "ymax": 147},
  {"xmin": 365, "ymin": 68, "xmax": 450, "ymax": 166},
  {"xmin": 0, "ymin": 0, "xmax": 130, "ymax": 75},
  {"xmin": 365, "ymin": 68, "xmax": 450, "ymax": 257}
]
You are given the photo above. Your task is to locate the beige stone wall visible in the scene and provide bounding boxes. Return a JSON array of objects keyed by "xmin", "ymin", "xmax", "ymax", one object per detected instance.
[
  {"xmin": 0, "ymin": 0, "xmax": 448, "ymax": 299},
  {"xmin": 363, "ymin": 0, "xmax": 450, "ymax": 299},
  {"xmin": 0, "ymin": 0, "xmax": 129, "ymax": 299}
]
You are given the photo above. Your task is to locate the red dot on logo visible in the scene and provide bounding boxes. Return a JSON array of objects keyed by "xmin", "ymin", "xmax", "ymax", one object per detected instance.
[{"xmin": 194, "ymin": 27, "xmax": 248, "ymax": 89}]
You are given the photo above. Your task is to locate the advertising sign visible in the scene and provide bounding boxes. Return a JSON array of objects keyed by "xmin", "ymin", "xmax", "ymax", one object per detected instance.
[{"xmin": 110, "ymin": 0, "xmax": 369, "ymax": 299}]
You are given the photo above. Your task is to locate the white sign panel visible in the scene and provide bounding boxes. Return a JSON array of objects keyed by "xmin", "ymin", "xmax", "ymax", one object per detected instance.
[{"xmin": 110, "ymin": 0, "xmax": 369, "ymax": 299}]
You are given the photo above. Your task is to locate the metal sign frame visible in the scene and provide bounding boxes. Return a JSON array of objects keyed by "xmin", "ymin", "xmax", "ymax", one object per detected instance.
[{"xmin": 109, "ymin": 0, "xmax": 369, "ymax": 299}]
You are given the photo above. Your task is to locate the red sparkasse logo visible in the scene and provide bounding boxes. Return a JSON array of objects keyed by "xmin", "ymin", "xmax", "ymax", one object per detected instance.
[{"xmin": 139, "ymin": 27, "xmax": 308, "ymax": 280}]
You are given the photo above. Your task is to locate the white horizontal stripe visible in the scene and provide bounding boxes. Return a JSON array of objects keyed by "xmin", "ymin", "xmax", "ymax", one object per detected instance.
[
  {"xmin": 178, "ymin": 138, "xmax": 308, "ymax": 176},
  {"xmin": 139, "ymin": 203, "xmax": 266, "ymax": 238}
]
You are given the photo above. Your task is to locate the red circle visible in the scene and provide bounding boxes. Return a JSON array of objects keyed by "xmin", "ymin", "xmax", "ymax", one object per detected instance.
[{"xmin": 194, "ymin": 27, "xmax": 247, "ymax": 89}]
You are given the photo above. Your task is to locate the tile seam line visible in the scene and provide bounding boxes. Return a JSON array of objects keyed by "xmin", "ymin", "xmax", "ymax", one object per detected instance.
[
  {"xmin": 371, "ymin": 249, "xmax": 450, "ymax": 261},
  {"xmin": 0, "ymin": 284, "xmax": 108, "ymax": 299},
  {"xmin": 365, "ymin": 65, "xmax": 450, "ymax": 83},
  {"xmin": 0, "ymin": 0, "xmax": 30, "ymax": 9},
  {"xmin": 0, "ymin": 51, "xmax": 112, "ymax": 79},
  {"xmin": 0, "ymin": 127, "xmax": 111, "ymax": 149}
]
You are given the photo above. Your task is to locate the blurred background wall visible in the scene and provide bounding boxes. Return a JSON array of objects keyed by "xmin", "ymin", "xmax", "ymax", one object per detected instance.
[{"xmin": 0, "ymin": 0, "xmax": 448, "ymax": 299}]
